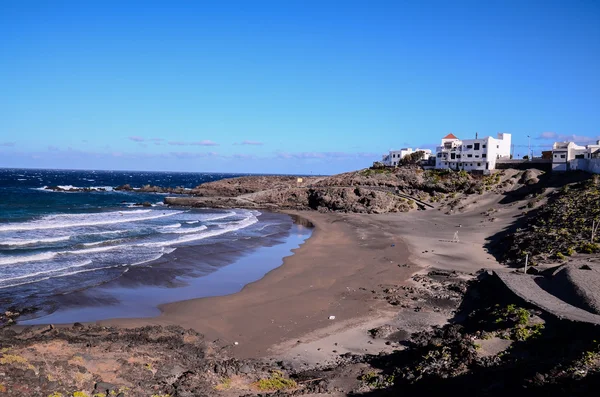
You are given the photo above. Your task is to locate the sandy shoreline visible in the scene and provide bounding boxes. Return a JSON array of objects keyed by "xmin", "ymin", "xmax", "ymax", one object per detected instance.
[
  {"xmin": 98, "ymin": 210, "xmax": 416, "ymax": 358},
  {"xmin": 97, "ymin": 197, "xmax": 513, "ymax": 360}
]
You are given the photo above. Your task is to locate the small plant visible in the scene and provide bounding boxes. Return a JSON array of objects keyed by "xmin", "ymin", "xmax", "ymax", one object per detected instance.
[
  {"xmin": 0, "ymin": 384, "xmax": 6, "ymax": 393},
  {"xmin": 48, "ymin": 393, "xmax": 63, "ymax": 397},
  {"xmin": 252, "ymin": 371, "xmax": 297, "ymax": 391},
  {"xmin": 579, "ymin": 242, "xmax": 600, "ymax": 254},
  {"xmin": 215, "ymin": 377, "xmax": 232, "ymax": 390},
  {"xmin": 0, "ymin": 354, "xmax": 35, "ymax": 371},
  {"xmin": 556, "ymin": 252, "xmax": 566, "ymax": 260},
  {"xmin": 73, "ymin": 392, "xmax": 89, "ymax": 397},
  {"xmin": 582, "ymin": 351, "xmax": 599, "ymax": 366},
  {"xmin": 360, "ymin": 371, "xmax": 395, "ymax": 388}
]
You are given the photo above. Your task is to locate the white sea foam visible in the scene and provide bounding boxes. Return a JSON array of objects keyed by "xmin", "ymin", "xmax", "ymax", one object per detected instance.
[
  {"xmin": 0, "ymin": 266, "xmax": 119, "ymax": 289},
  {"xmin": 0, "ymin": 248, "xmax": 172, "ymax": 289},
  {"xmin": 160, "ymin": 223, "xmax": 182, "ymax": 230},
  {"xmin": 84, "ymin": 230, "xmax": 127, "ymax": 236},
  {"xmin": 201, "ymin": 211, "xmax": 236, "ymax": 222},
  {"xmin": 81, "ymin": 239, "xmax": 122, "ymax": 247},
  {"xmin": 170, "ymin": 214, "xmax": 258, "ymax": 245},
  {"xmin": 0, "ymin": 210, "xmax": 183, "ymax": 232},
  {"xmin": 0, "ymin": 260, "xmax": 93, "ymax": 283},
  {"xmin": 0, "ymin": 252, "xmax": 57, "ymax": 266},
  {"xmin": 61, "ymin": 244, "xmax": 128, "ymax": 255},
  {"xmin": 0, "ymin": 236, "xmax": 71, "ymax": 247},
  {"xmin": 186, "ymin": 220, "xmax": 199, "ymax": 224},
  {"xmin": 160, "ymin": 225, "xmax": 208, "ymax": 234}
]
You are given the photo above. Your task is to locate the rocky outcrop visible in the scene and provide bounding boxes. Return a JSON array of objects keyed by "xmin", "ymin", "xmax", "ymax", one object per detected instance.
[
  {"xmin": 163, "ymin": 168, "xmax": 511, "ymax": 214},
  {"xmin": 188, "ymin": 175, "xmax": 319, "ymax": 197}
]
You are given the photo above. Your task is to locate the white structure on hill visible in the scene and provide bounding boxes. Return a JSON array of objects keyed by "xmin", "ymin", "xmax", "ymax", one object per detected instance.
[
  {"xmin": 381, "ymin": 148, "xmax": 432, "ymax": 166},
  {"xmin": 552, "ymin": 140, "xmax": 600, "ymax": 172},
  {"xmin": 435, "ymin": 133, "xmax": 512, "ymax": 172}
]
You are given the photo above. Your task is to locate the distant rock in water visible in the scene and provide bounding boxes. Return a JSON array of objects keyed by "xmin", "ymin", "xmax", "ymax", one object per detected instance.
[
  {"xmin": 114, "ymin": 184, "xmax": 190, "ymax": 194},
  {"xmin": 132, "ymin": 201, "xmax": 153, "ymax": 207},
  {"xmin": 44, "ymin": 186, "xmax": 107, "ymax": 192}
]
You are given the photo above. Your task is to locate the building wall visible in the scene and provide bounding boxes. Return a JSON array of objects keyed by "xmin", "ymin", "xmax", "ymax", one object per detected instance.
[
  {"xmin": 495, "ymin": 159, "xmax": 552, "ymax": 171},
  {"xmin": 552, "ymin": 163, "xmax": 568, "ymax": 172},
  {"xmin": 569, "ymin": 158, "xmax": 600, "ymax": 174},
  {"xmin": 435, "ymin": 133, "xmax": 511, "ymax": 171}
]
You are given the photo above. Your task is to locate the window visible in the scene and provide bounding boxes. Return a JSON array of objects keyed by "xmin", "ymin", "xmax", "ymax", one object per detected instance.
[
  {"xmin": 482, "ymin": 154, "xmax": 487, "ymax": 158},
  {"xmin": 467, "ymin": 154, "xmax": 472, "ymax": 158},
  {"xmin": 474, "ymin": 143, "xmax": 480, "ymax": 150},
  {"xmin": 478, "ymin": 163, "xmax": 481, "ymax": 167},
  {"xmin": 560, "ymin": 154, "xmax": 566, "ymax": 159},
  {"xmin": 475, "ymin": 155, "xmax": 479, "ymax": 158},
  {"xmin": 482, "ymin": 144, "xmax": 486, "ymax": 148},
  {"xmin": 497, "ymin": 145, "xmax": 499, "ymax": 149},
  {"xmin": 466, "ymin": 145, "xmax": 473, "ymax": 149},
  {"xmin": 451, "ymin": 153, "xmax": 456, "ymax": 159},
  {"xmin": 457, "ymin": 154, "xmax": 461, "ymax": 158},
  {"xmin": 393, "ymin": 154, "xmax": 396, "ymax": 158}
]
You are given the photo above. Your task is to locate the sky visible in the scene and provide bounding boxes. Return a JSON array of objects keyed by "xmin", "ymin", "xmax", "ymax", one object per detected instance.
[{"xmin": 1, "ymin": 0, "xmax": 599, "ymax": 174}]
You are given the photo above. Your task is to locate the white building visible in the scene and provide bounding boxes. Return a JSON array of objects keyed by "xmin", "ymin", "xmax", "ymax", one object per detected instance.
[
  {"xmin": 435, "ymin": 133, "xmax": 512, "ymax": 172},
  {"xmin": 381, "ymin": 148, "xmax": 432, "ymax": 166},
  {"xmin": 552, "ymin": 140, "xmax": 600, "ymax": 171}
]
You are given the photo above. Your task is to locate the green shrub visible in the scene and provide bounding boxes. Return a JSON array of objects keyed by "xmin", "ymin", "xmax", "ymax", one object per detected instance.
[
  {"xmin": 579, "ymin": 242, "xmax": 600, "ymax": 254},
  {"xmin": 253, "ymin": 371, "xmax": 296, "ymax": 391}
]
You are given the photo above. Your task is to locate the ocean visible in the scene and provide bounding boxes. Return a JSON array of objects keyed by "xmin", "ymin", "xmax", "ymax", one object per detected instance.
[{"xmin": 0, "ymin": 168, "xmax": 311, "ymax": 323}]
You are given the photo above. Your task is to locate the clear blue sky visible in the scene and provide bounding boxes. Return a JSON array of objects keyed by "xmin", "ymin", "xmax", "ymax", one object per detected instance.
[{"xmin": 1, "ymin": 0, "xmax": 599, "ymax": 174}]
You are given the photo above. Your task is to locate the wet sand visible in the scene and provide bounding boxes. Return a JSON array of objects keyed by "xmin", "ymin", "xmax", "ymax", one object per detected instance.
[
  {"xmin": 20, "ymin": 212, "xmax": 311, "ymax": 325},
  {"xmin": 101, "ymin": 211, "xmax": 417, "ymax": 358}
]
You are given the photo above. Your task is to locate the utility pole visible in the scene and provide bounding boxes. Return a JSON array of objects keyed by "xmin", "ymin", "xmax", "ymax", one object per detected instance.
[{"xmin": 527, "ymin": 135, "xmax": 531, "ymax": 161}]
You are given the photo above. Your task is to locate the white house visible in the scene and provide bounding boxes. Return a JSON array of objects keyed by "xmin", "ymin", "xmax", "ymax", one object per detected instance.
[
  {"xmin": 435, "ymin": 133, "xmax": 512, "ymax": 172},
  {"xmin": 381, "ymin": 148, "xmax": 432, "ymax": 166},
  {"xmin": 552, "ymin": 140, "xmax": 600, "ymax": 171}
]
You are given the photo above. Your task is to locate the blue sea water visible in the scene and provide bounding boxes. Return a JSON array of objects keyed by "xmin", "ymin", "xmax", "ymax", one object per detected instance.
[{"xmin": 0, "ymin": 168, "xmax": 310, "ymax": 321}]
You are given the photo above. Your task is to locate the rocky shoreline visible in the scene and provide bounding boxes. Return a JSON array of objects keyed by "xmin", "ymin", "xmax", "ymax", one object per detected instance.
[{"xmin": 2, "ymin": 270, "xmax": 599, "ymax": 396}]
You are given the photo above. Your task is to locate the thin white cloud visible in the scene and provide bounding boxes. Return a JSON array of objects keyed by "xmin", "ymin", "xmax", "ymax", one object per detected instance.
[
  {"xmin": 235, "ymin": 140, "xmax": 264, "ymax": 146},
  {"xmin": 168, "ymin": 140, "xmax": 219, "ymax": 146},
  {"xmin": 128, "ymin": 136, "xmax": 165, "ymax": 143},
  {"xmin": 169, "ymin": 151, "xmax": 220, "ymax": 158},
  {"xmin": 0, "ymin": 142, "xmax": 15, "ymax": 147},
  {"xmin": 536, "ymin": 132, "xmax": 600, "ymax": 144},
  {"xmin": 276, "ymin": 151, "xmax": 378, "ymax": 160}
]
